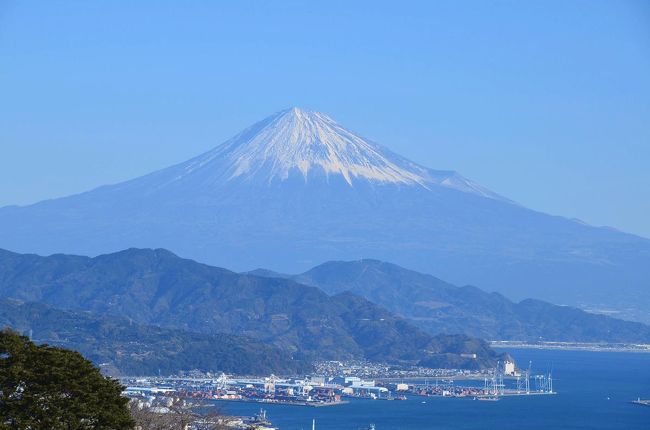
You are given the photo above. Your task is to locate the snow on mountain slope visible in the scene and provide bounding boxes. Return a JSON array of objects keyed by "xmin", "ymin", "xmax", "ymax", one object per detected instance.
[
  {"xmin": 150, "ymin": 107, "xmax": 504, "ymax": 200},
  {"xmin": 185, "ymin": 107, "xmax": 428, "ymax": 185}
]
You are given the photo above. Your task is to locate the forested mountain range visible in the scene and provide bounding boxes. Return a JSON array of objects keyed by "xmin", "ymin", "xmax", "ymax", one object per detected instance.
[
  {"xmin": 0, "ymin": 248, "xmax": 503, "ymax": 371},
  {"xmin": 252, "ymin": 259, "xmax": 650, "ymax": 343},
  {"xmin": 0, "ymin": 298, "xmax": 309, "ymax": 376}
]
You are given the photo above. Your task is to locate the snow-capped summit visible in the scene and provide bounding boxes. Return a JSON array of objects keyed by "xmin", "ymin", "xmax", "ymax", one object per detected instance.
[
  {"xmin": 165, "ymin": 107, "xmax": 501, "ymax": 199},
  {"xmin": 214, "ymin": 107, "xmax": 428, "ymax": 185},
  {"xmin": 175, "ymin": 107, "xmax": 428, "ymax": 186}
]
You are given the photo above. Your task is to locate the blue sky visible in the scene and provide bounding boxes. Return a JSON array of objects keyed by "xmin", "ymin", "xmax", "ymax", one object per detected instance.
[{"xmin": 1, "ymin": 1, "xmax": 649, "ymax": 237}]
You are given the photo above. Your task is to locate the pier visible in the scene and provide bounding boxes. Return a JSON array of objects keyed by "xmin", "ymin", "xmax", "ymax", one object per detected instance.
[{"xmin": 386, "ymin": 360, "xmax": 555, "ymax": 400}]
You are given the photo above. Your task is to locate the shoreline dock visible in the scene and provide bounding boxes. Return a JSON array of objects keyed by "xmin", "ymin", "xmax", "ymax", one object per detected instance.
[{"xmin": 212, "ymin": 398, "xmax": 350, "ymax": 408}]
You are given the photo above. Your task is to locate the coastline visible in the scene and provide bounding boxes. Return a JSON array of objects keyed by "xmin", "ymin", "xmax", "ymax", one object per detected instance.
[{"xmin": 490, "ymin": 341, "xmax": 650, "ymax": 353}]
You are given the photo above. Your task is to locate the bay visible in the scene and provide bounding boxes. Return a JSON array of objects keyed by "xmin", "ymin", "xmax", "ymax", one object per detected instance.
[{"xmin": 213, "ymin": 349, "xmax": 650, "ymax": 429}]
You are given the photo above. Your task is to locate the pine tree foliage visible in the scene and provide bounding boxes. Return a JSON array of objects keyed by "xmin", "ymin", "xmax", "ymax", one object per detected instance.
[{"xmin": 0, "ymin": 329, "xmax": 134, "ymax": 429}]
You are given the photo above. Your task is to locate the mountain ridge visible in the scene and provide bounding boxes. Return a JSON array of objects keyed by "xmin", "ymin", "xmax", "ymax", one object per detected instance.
[
  {"xmin": 0, "ymin": 108, "xmax": 648, "ymax": 322},
  {"xmin": 0, "ymin": 298, "xmax": 311, "ymax": 376},
  {"xmin": 0, "ymin": 247, "xmax": 504, "ymax": 369},
  {"xmin": 276, "ymin": 259, "xmax": 650, "ymax": 342}
]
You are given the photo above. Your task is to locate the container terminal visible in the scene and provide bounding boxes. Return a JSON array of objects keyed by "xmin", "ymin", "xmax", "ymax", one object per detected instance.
[{"xmin": 121, "ymin": 359, "xmax": 555, "ymax": 409}]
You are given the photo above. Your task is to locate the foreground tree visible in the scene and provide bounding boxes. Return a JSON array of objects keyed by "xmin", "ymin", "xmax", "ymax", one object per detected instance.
[{"xmin": 0, "ymin": 328, "xmax": 134, "ymax": 429}]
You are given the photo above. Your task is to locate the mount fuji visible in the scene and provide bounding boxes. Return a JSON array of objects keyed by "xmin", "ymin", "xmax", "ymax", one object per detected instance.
[{"xmin": 1, "ymin": 108, "xmax": 648, "ymax": 321}]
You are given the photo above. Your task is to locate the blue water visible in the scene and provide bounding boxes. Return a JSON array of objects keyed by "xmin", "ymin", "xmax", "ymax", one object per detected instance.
[{"xmin": 214, "ymin": 349, "xmax": 650, "ymax": 429}]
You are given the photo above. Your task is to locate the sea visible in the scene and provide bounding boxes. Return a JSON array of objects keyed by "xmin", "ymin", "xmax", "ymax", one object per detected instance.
[{"xmin": 213, "ymin": 348, "xmax": 650, "ymax": 430}]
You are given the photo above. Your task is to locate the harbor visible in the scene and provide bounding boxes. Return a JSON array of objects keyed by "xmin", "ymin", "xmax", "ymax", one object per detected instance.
[
  {"xmin": 198, "ymin": 348, "xmax": 650, "ymax": 430},
  {"xmin": 118, "ymin": 348, "xmax": 650, "ymax": 429},
  {"xmin": 121, "ymin": 359, "xmax": 556, "ymax": 415}
]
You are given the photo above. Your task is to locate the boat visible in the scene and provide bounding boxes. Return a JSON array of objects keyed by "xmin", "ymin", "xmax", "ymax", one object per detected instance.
[{"xmin": 632, "ymin": 398, "xmax": 650, "ymax": 407}]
